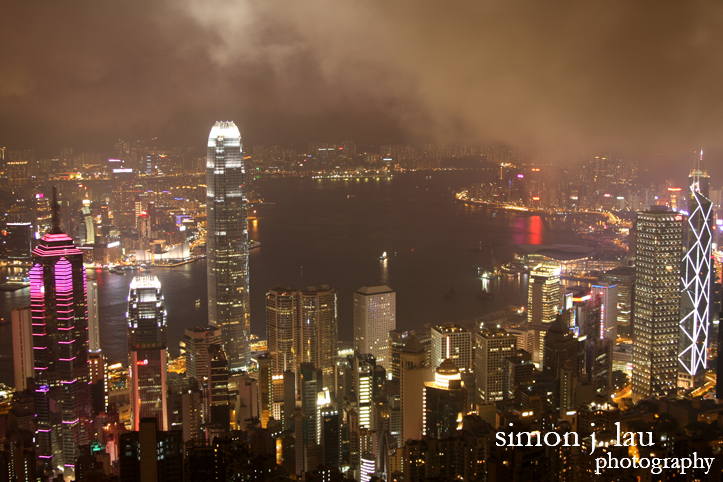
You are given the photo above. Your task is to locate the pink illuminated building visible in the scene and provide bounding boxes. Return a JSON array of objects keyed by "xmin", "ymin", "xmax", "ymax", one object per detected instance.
[{"xmin": 30, "ymin": 192, "xmax": 90, "ymax": 479}]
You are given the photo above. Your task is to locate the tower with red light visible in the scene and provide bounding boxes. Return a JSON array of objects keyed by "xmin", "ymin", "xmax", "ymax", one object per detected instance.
[{"xmin": 127, "ymin": 275, "xmax": 168, "ymax": 431}]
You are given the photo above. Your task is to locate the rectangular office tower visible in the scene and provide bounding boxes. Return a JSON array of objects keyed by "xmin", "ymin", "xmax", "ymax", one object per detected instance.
[
  {"xmin": 354, "ymin": 285, "xmax": 396, "ymax": 372},
  {"xmin": 679, "ymin": 164, "xmax": 713, "ymax": 377},
  {"xmin": 266, "ymin": 286, "xmax": 338, "ymax": 393},
  {"xmin": 430, "ymin": 323, "xmax": 473, "ymax": 372},
  {"xmin": 29, "ymin": 207, "xmax": 90, "ymax": 478},
  {"xmin": 632, "ymin": 208, "xmax": 683, "ymax": 402},
  {"xmin": 206, "ymin": 121, "xmax": 250, "ymax": 371},
  {"xmin": 127, "ymin": 276, "xmax": 168, "ymax": 431}
]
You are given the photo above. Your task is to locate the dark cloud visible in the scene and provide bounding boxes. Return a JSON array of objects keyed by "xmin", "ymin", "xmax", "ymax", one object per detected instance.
[{"xmin": 2, "ymin": 0, "xmax": 723, "ymax": 173}]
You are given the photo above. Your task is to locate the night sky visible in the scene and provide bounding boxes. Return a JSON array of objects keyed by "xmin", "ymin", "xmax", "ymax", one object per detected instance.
[{"xmin": 2, "ymin": 1, "xmax": 723, "ymax": 173}]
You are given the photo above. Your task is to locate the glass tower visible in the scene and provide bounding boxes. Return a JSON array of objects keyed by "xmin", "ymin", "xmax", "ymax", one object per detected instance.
[
  {"xmin": 632, "ymin": 208, "xmax": 683, "ymax": 401},
  {"xmin": 30, "ymin": 193, "xmax": 90, "ymax": 479},
  {"xmin": 206, "ymin": 121, "xmax": 250, "ymax": 371},
  {"xmin": 127, "ymin": 275, "xmax": 168, "ymax": 431},
  {"xmin": 679, "ymin": 156, "xmax": 713, "ymax": 376}
]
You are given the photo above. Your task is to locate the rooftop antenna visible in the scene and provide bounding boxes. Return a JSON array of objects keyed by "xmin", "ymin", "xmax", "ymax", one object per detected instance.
[{"xmin": 50, "ymin": 186, "xmax": 62, "ymax": 234}]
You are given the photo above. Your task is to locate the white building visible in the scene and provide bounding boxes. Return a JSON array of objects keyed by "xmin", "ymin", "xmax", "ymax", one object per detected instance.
[
  {"xmin": 430, "ymin": 323, "xmax": 473, "ymax": 371},
  {"xmin": 354, "ymin": 285, "xmax": 396, "ymax": 372}
]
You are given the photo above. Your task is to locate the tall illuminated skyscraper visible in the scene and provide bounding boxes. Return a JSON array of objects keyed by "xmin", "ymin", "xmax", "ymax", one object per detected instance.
[
  {"xmin": 632, "ymin": 208, "xmax": 683, "ymax": 402},
  {"xmin": 680, "ymin": 154, "xmax": 713, "ymax": 376},
  {"xmin": 528, "ymin": 264, "xmax": 561, "ymax": 366},
  {"xmin": 300, "ymin": 286, "xmax": 338, "ymax": 392},
  {"xmin": 127, "ymin": 275, "xmax": 168, "ymax": 430},
  {"xmin": 265, "ymin": 286, "xmax": 338, "ymax": 392},
  {"xmin": 266, "ymin": 287, "xmax": 298, "ymax": 376},
  {"xmin": 29, "ymin": 194, "xmax": 90, "ymax": 478},
  {"xmin": 206, "ymin": 121, "xmax": 250, "ymax": 370},
  {"xmin": 354, "ymin": 285, "xmax": 396, "ymax": 372}
]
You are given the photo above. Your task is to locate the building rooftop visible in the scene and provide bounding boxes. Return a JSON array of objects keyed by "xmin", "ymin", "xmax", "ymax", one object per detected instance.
[{"xmin": 356, "ymin": 285, "xmax": 394, "ymax": 295}]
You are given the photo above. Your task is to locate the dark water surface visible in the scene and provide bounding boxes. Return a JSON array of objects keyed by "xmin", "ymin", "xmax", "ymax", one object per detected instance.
[{"xmin": 0, "ymin": 171, "xmax": 576, "ymax": 385}]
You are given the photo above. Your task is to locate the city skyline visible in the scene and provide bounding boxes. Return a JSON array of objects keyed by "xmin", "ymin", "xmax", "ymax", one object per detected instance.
[
  {"xmin": 4, "ymin": 3, "xmax": 723, "ymax": 172},
  {"xmin": 3, "ymin": 3, "xmax": 723, "ymax": 479}
]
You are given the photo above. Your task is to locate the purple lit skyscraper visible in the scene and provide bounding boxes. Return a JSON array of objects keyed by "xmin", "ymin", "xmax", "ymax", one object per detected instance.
[{"xmin": 30, "ymin": 190, "xmax": 90, "ymax": 479}]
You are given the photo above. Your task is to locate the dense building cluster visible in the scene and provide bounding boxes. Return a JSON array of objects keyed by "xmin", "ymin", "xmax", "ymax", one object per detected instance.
[{"xmin": 1, "ymin": 132, "xmax": 723, "ymax": 481}]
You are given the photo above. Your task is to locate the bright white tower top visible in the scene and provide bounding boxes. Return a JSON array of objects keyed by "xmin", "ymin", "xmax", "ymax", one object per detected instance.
[{"xmin": 208, "ymin": 121, "xmax": 241, "ymax": 146}]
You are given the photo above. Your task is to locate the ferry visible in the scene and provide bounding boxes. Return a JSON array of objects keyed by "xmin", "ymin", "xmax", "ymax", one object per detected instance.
[{"xmin": 249, "ymin": 241, "xmax": 261, "ymax": 249}]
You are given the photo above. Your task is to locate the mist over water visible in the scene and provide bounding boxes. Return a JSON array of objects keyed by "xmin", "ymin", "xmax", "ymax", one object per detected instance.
[{"xmin": 0, "ymin": 170, "xmax": 578, "ymax": 385}]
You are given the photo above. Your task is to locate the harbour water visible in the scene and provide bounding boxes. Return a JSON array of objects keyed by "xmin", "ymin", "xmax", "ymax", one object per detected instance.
[{"xmin": 0, "ymin": 170, "xmax": 578, "ymax": 385}]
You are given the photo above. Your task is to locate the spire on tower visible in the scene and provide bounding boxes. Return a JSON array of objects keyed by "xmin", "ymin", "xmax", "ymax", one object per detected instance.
[{"xmin": 50, "ymin": 186, "xmax": 62, "ymax": 234}]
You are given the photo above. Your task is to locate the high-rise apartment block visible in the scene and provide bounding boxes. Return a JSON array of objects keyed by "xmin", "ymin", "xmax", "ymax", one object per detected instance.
[
  {"xmin": 206, "ymin": 121, "xmax": 250, "ymax": 370},
  {"xmin": 354, "ymin": 285, "xmax": 396, "ymax": 372},
  {"xmin": 127, "ymin": 275, "xmax": 168, "ymax": 430},
  {"xmin": 632, "ymin": 208, "xmax": 683, "ymax": 402}
]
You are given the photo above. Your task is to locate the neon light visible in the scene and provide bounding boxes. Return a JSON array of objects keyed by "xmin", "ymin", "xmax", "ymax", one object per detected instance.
[{"xmin": 679, "ymin": 185, "xmax": 713, "ymax": 375}]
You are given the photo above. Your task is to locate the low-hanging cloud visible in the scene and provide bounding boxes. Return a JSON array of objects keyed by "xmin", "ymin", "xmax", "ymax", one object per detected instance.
[{"xmin": 2, "ymin": 0, "xmax": 723, "ymax": 170}]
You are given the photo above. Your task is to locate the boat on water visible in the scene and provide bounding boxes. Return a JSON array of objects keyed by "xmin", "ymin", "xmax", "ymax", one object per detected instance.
[
  {"xmin": 249, "ymin": 240, "xmax": 261, "ymax": 249},
  {"xmin": 195, "ymin": 298, "xmax": 201, "ymax": 307},
  {"xmin": 380, "ymin": 251, "xmax": 388, "ymax": 260}
]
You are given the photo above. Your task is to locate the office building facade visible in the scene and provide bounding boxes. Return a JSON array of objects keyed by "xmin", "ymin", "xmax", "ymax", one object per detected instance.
[
  {"xmin": 632, "ymin": 208, "xmax": 683, "ymax": 401},
  {"xmin": 679, "ymin": 164, "xmax": 713, "ymax": 376},
  {"xmin": 206, "ymin": 121, "xmax": 250, "ymax": 370},
  {"xmin": 430, "ymin": 323, "xmax": 473, "ymax": 372},
  {"xmin": 127, "ymin": 275, "xmax": 168, "ymax": 430},
  {"xmin": 354, "ymin": 285, "xmax": 396, "ymax": 372},
  {"xmin": 29, "ymin": 209, "xmax": 91, "ymax": 477}
]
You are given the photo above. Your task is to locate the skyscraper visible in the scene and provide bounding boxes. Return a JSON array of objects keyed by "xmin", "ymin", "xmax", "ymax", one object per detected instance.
[
  {"xmin": 183, "ymin": 325, "xmax": 222, "ymax": 383},
  {"xmin": 430, "ymin": 323, "xmax": 473, "ymax": 372},
  {"xmin": 679, "ymin": 156, "xmax": 713, "ymax": 377},
  {"xmin": 87, "ymin": 279, "xmax": 100, "ymax": 353},
  {"xmin": 206, "ymin": 121, "xmax": 250, "ymax": 371},
  {"xmin": 127, "ymin": 275, "xmax": 168, "ymax": 430},
  {"xmin": 423, "ymin": 359, "xmax": 467, "ymax": 439},
  {"xmin": 354, "ymin": 285, "xmax": 396, "ymax": 372},
  {"xmin": 11, "ymin": 307, "xmax": 33, "ymax": 392},
  {"xmin": 632, "ymin": 208, "xmax": 683, "ymax": 402},
  {"xmin": 591, "ymin": 282, "xmax": 618, "ymax": 341},
  {"xmin": 475, "ymin": 328, "xmax": 516, "ymax": 405},
  {"xmin": 266, "ymin": 287, "xmax": 298, "ymax": 376},
  {"xmin": 527, "ymin": 264, "xmax": 561, "ymax": 366},
  {"xmin": 111, "ymin": 168, "xmax": 137, "ymax": 231},
  {"xmin": 300, "ymin": 286, "xmax": 338, "ymax": 394},
  {"xmin": 265, "ymin": 285, "xmax": 338, "ymax": 392},
  {"xmin": 29, "ymin": 196, "xmax": 90, "ymax": 477}
]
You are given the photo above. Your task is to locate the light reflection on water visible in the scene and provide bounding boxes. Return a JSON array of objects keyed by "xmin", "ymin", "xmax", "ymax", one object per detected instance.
[{"xmin": 0, "ymin": 171, "xmax": 577, "ymax": 385}]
